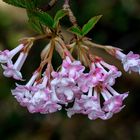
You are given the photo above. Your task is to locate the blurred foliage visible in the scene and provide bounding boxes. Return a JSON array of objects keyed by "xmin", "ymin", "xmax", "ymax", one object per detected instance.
[{"xmin": 0, "ymin": 0, "xmax": 140, "ymax": 140}]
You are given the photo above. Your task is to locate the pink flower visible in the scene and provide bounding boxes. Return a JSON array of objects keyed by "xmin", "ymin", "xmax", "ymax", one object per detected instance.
[
  {"xmin": 95, "ymin": 60, "xmax": 122, "ymax": 86},
  {"xmin": 27, "ymin": 88, "xmax": 62, "ymax": 114},
  {"xmin": 77, "ymin": 67, "xmax": 103, "ymax": 92},
  {"xmin": 51, "ymin": 74, "xmax": 81, "ymax": 105},
  {"xmin": 12, "ymin": 84, "xmax": 32, "ymax": 107},
  {"xmin": 61, "ymin": 56, "xmax": 85, "ymax": 79},
  {"xmin": 66, "ymin": 98, "xmax": 86, "ymax": 118},
  {"xmin": 102, "ymin": 69, "xmax": 122, "ymax": 87},
  {"xmin": 11, "ymin": 71, "xmax": 39, "ymax": 106},
  {"xmin": 67, "ymin": 84, "xmax": 128, "ymax": 120},
  {"xmin": 1, "ymin": 52, "xmax": 27, "ymax": 80},
  {"xmin": 89, "ymin": 67, "xmax": 104, "ymax": 85},
  {"xmin": 116, "ymin": 50, "xmax": 140, "ymax": 73},
  {"xmin": 82, "ymin": 88, "xmax": 105, "ymax": 120},
  {"xmin": 66, "ymin": 88, "xmax": 107, "ymax": 120},
  {"xmin": 101, "ymin": 86, "xmax": 128, "ymax": 113},
  {"xmin": 83, "ymin": 87, "xmax": 117, "ymax": 120},
  {"xmin": 77, "ymin": 73, "xmax": 91, "ymax": 92},
  {"xmin": 0, "ymin": 44, "xmax": 24, "ymax": 63},
  {"xmin": 27, "ymin": 75, "xmax": 62, "ymax": 114}
]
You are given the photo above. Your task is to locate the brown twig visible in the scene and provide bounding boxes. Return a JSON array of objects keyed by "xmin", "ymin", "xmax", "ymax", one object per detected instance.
[{"xmin": 63, "ymin": 0, "xmax": 78, "ymax": 26}]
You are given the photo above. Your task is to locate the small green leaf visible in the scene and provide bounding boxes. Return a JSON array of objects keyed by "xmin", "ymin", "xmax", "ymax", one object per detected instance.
[
  {"xmin": 27, "ymin": 10, "xmax": 43, "ymax": 33},
  {"xmin": 33, "ymin": 11, "xmax": 54, "ymax": 28},
  {"xmin": 53, "ymin": 10, "xmax": 67, "ymax": 28},
  {"xmin": 82, "ymin": 15, "xmax": 102, "ymax": 36},
  {"xmin": 68, "ymin": 26, "xmax": 82, "ymax": 37}
]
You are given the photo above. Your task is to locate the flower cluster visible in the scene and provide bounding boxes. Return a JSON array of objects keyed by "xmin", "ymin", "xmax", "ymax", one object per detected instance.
[
  {"xmin": 0, "ymin": 33, "xmax": 140, "ymax": 121},
  {"xmin": 66, "ymin": 57, "xmax": 128, "ymax": 120}
]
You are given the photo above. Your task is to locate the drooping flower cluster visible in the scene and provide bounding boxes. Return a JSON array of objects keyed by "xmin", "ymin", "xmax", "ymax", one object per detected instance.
[
  {"xmin": 66, "ymin": 57, "xmax": 128, "ymax": 120},
  {"xmin": 1, "ymin": 0, "xmax": 140, "ymax": 122},
  {"xmin": 0, "ymin": 36, "xmax": 139, "ymax": 120}
]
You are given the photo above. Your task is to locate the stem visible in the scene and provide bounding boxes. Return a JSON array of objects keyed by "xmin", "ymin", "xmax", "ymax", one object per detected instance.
[
  {"xmin": 84, "ymin": 40, "xmax": 122, "ymax": 52},
  {"xmin": 38, "ymin": 41, "xmax": 54, "ymax": 73},
  {"xmin": 36, "ymin": 41, "xmax": 55, "ymax": 81},
  {"xmin": 45, "ymin": 41, "xmax": 55, "ymax": 82},
  {"xmin": 83, "ymin": 40, "xmax": 123, "ymax": 57},
  {"xmin": 34, "ymin": 34, "xmax": 48, "ymax": 41},
  {"xmin": 79, "ymin": 45, "xmax": 90, "ymax": 67},
  {"xmin": 47, "ymin": 40, "xmax": 55, "ymax": 64},
  {"xmin": 63, "ymin": 0, "xmax": 77, "ymax": 26},
  {"xmin": 84, "ymin": 40, "xmax": 105, "ymax": 49},
  {"xmin": 55, "ymin": 37, "xmax": 75, "ymax": 61},
  {"xmin": 19, "ymin": 35, "xmax": 48, "ymax": 47}
]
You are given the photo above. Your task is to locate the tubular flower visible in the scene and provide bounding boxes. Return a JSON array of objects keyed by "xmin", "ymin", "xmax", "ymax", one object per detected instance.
[
  {"xmin": 102, "ymin": 86, "xmax": 128, "ymax": 113},
  {"xmin": 2, "ymin": 52, "xmax": 28, "ymax": 80},
  {"xmin": 0, "ymin": 43, "xmax": 31, "ymax": 80},
  {"xmin": 0, "ymin": 44, "xmax": 24, "ymax": 63},
  {"xmin": 116, "ymin": 50, "xmax": 140, "ymax": 73},
  {"xmin": 95, "ymin": 60, "xmax": 122, "ymax": 87},
  {"xmin": 61, "ymin": 56, "xmax": 85, "ymax": 80},
  {"xmin": 11, "ymin": 71, "xmax": 39, "ymax": 106}
]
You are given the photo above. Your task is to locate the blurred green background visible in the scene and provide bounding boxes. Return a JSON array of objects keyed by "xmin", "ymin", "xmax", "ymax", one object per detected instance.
[{"xmin": 0, "ymin": 0, "xmax": 140, "ymax": 140}]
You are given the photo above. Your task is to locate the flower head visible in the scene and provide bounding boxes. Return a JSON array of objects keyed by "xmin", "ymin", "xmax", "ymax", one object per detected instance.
[
  {"xmin": 1, "ymin": 52, "xmax": 27, "ymax": 80},
  {"xmin": 11, "ymin": 71, "xmax": 39, "ymax": 106},
  {"xmin": 61, "ymin": 56, "xmax": 85, "ymax": 80},
  {"xmin": 27, "ymin": 88, "xmax": 62, "ymax": 114},
  {"xmin": 101, "ymin": 86, "xmax": 128, "ymax": 114},
  {"xmin": 0, "ymin": 44, "xmax": 24, "ymax": 64},
  {"xmin": 116, "ymin": 50, "xmax": 140, "ymax": 73},
  {"xmin": 27, "ymin": 75, "xmax": 62, "ymax": 114},
  {"xmin": 51, "ymin": 72, "xmax": 81, "ymax": 105}
]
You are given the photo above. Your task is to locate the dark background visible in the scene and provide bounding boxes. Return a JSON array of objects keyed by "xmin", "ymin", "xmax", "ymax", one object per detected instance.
[{"xmin": 0, "ymin": 0, "xmax": 140, "ymax": 140}]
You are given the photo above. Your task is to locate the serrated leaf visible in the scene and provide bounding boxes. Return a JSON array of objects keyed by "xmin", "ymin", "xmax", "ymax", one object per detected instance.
[
  {"xmin": 53, "ymin": 10, "xmax": 67, "ymax": 28},
  {"xmin": 68, "ymin": 26, "xmax": 82, "ymax": 37},
  {"xmin": 82, "ymin": 15, "xmax": 102, "ymax": 36},
  {"xmin": 33, "ymin": 11, "xmax": 54, "ymax": 28}
]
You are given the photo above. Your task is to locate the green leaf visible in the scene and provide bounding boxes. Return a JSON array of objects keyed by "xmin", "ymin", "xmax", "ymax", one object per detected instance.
[
  {"xmin": 33, "ymin": 11, "xmax": 54, "ymax": 28},
  {"xmin": 53, "ymin": 10, "xmax": 67, "ymax": 28},
  {"xmin": 68, "ymin": 26, "xmax": 82, "ymax": 37},
  {"xmin": 29, "ymin": 19, "xmax": 44, "ymax": 34},
  {"xmin": 82, "ymin": 15, "xmax": 102, "ymax": 36},
  {"xmin": 27, "ymin": 10, "xmax": 44, "ymax": 33}
]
